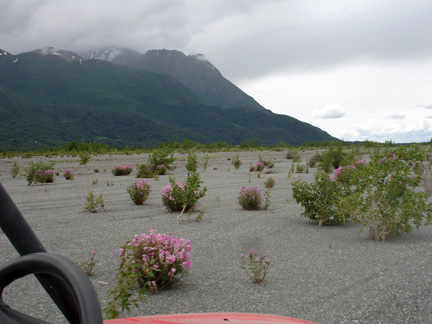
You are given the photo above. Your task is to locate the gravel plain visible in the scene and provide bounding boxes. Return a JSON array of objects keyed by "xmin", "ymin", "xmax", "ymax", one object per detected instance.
[{"xmin": 0, "ymin": 150, "xmax": 432, "ymax": 324}]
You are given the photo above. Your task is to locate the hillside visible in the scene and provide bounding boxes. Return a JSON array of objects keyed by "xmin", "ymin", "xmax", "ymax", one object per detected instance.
[
  {"xmin": 0, "ymin": 48, "xmax": 338, "ymax": 151},
  {"xmin": 80, "ymin": 47, "xmax": 266, "ymax": 111}
]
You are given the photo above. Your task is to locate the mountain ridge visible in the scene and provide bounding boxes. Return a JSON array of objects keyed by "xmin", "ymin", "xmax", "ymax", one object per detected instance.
[
  {"xmin": 0, "ymin": 47, "xmax": 338, "ymax": 151},
  {"xmin": 79, "ymin": 47, "xmax": 266, "ymax": 111}
]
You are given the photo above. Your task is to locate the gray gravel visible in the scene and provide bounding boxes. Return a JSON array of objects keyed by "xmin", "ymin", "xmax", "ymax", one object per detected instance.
[{"xmin": 1, "ymin": 151, "xmax": 432, "ymax": 324}]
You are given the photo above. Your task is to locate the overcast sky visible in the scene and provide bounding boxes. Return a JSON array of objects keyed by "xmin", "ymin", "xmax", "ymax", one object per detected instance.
[{"xmin": 1, "ymin": 0, "xmax": 431, "ymax": 142}]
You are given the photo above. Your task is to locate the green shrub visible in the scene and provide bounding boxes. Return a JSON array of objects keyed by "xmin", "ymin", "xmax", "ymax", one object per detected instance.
[
  {"xmin": 185, "ymin": 153, "xmax": 198, "ymax": 172},
  {"xmin": 314, "ymin": 147, "xmax": 353, "ymax": 173},
  {"xmin": 148, "ymin": 148, "xmax": 175, "ymax": 173},
  {"xmin": 292, "ymin": 169, "xmax": 353, "ymax": 226},
  {"xmin": 136, "ymin": 163, "xmax": 156, "ymax": 178},
  {"xmin": 79, "ymin": 152, "xmax": 91, "ymax": 165},
  {"xmin": 337, "ymin": 150, "xmax": 432, "ymax": 241}
]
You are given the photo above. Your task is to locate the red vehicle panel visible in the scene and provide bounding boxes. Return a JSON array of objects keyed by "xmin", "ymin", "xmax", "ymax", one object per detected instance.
[{"xmin": 104, "ymin": 312, "xmax": 318, "ymax": 324}]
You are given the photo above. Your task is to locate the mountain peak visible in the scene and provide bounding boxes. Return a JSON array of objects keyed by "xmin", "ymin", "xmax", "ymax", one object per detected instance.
[
  {"xmin": 0, "ymin": 49, "xmax": 19, "ymax": 63},
  {"xmin": 33, "ymin": 47, "xmax": 82, "ymax": 62},
  {"xmin": 79, "ymin": 47, "xmax": 142, "ymax": 66}
]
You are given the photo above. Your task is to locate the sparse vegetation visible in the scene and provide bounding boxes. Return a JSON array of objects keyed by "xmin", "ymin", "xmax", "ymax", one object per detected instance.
[
  {"xmin": 84, "ymin": 191, "xmax": 104, "ymax": 213},
  {"xmin": 264, "ymin": 176, "xmax": 276, "ymax": 188},
  {"xmin": 10, "ymin": 161, "xmax": 20, "ymax": 178}
]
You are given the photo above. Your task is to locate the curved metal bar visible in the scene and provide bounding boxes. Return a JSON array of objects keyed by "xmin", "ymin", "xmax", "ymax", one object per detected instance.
[
  {"xmin": 0, "ymin": 182, "xmax": 82, "ymax": 323},
  {"xmin": 0, "ymin": 252, "xmax": 103, "ymax": 324}
]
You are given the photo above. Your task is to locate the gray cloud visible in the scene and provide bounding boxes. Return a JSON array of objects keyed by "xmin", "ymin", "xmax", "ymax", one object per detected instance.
[
  {"xmin": 417, "ymin": 102, "xmax": 432, "ymax": 109},
  {"xmin": 1, "ymin": 0, "xmax": 431, "ymax": 82},
  {"xmin": 388, "ymin": 114, "xmax": 406, "ymax": 120}
]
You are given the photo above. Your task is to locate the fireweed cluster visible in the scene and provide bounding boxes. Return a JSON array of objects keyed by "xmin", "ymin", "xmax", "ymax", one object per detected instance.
[
  {"xmin": 161, "ymin": 172, "xmax": 207, "ymax": 213},
  {"xmin": 63, "ymin": 169, "xmax": 74, "ymax": 180},
  {"xmin": 78, "ymin": 249, "xmax": 97, "ymax": 277},
  {"xmin": 292, "ymin": 148, "xmax": 432, "ymax": 241},
  {"xmin": 112, "ymin": 164, "xmax": 133, "ymax": 176},
  {"xmin": 127, "ymin": 180, "xmax": 152, "ymax": 205},
  {"xmin": 105, "ymin": 229, "xmax": 192, "ymax": 318},
  {"xmin": 232, "ymin": 154, "xmax": 242, "ymax": 169},
  {"xmin": 25, "ymin": 160, "xmax": 55, "ymax": 185},
  {"xmin": 238, "ymin": 187, "xmax": 270, "ymax": 210},
  {"xmin": 249, "ymin": 157, "xmax": 274, "ymax": 172},
  {"xmin": 35, "ymin": 170, "xmax": 55, "ymax": 183}
]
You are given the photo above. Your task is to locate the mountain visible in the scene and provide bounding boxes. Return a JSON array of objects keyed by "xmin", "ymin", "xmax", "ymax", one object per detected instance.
[
  {"xmin": 0, "ymin": 48, "xmax": 338, "ymax": 151},
  {"xmin": 79, "ymin": 47, "xmax": 265, "ymax": 111}
]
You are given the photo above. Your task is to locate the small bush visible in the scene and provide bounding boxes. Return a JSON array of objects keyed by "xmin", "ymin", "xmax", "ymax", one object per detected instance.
[
  {"xmin": 292, "ymin": 169, "xmax": 353, "ymax": 226},
  {"xmin": 161, "ymin": 172, "xmax": 206, "ymax": 213},
  {"xmin": 136, "ymin": 163, "xmax": 156, "ymax": 178},
  {"xmin": 295, "ymin": 163, "xmax": 306, "ymax": 173},
  {"xmin": 238, "ymin": 187, "xmax": 264, "ymax": 210},
  {"xmin": 84, "ymin": 191, "xmax": 104, "ymax": 213},
  {"xmin": 148, "ymin": 148, "xmax": 175, "ymax": 173},
  {"xmin": 105, "ymin": 230, "xmax": 192, "ymax": 318},
  {"xmin": 154, "ymin": 164, "xmax": 168, "ymax": 175},
  {"xmin": 255, "ymin": 162, "xmax": 265, "ymax": 172},
  {"xmin": 78, "ymin": 250, "xmax": 97, "ymax": 277},
  {"xmin": 203, "ymin": 155, "xmax": 209, "ymax": 171},
  {"xmin": 25, "ymin": 161, "xmax": 55, "ymax": 185},
  {"xmin": 63, "ymin": 169, "xmax": 74, "ymax": 180},
  {"xmin": 112, "ymin": 165, "xmax": 133, "ymax": 176},
  {"xmin": 232, "ymin": 154, "xmax": 242, "ymax": 169},
  {"xmin": 35, "ymin": 170, "xmax": 55, "ymax": 184},
  {"xmin": 263, "ymin": 159, "xmax": 274, "ymax": 169},
  {"xmin": 314, "ymin": 147, "xmax": 353, "ymax": 173},
  {"xmin": 286, "ymin": 149, "xmax": 301, "ymax": 162},
  {"xmin": 308, "ymin": 158, "xmax": 317, "ymax": 168},
  {"xmin": 79, "ymin": 152, "xmax": 91, "ymax": 165},
  {"xmin": 240, "ymin": 249, "xmax": 271, "ymax": 283},
  {"xmin": 10, "ymin": 161, "xmax": 20, "ymax": 178},
  {"xmin": 264, "ymin": 176, "xmax": 276, "ymax": 188},
  {"xmin": 127, "ymin": 180, "xmax": 151, "ymax": 205}
]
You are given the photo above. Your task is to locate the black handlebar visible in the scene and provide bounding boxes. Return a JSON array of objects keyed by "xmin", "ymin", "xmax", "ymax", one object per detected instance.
[
  {"xmin": 0, "ymin": 252, "xmax": 103, "ymax": 323},
  {"xmin": 0, "ymin": 182, "xmax": 103, "ymax": 323}
]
